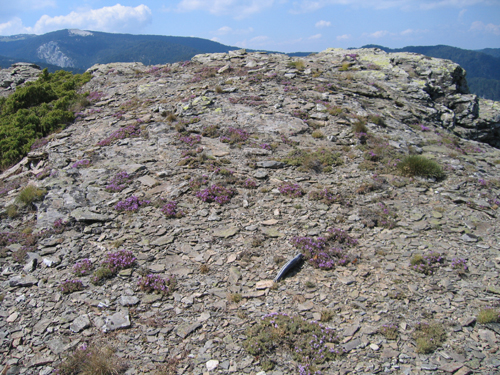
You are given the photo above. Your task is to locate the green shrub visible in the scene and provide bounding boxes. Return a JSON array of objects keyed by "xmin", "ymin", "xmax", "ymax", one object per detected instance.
[
  {"xmin": 339, "ymin": 62, "xmax": 350, "ymax": 71},
  {"xmin": 283, "ymin": 147, "xmax": 343, "ymax": 173},
  {"xmin": 54, "ymin": 343, "xmax": 127, "ymax": 375},
  {"xmin": 0, "ymin": 69, "xmax": 91, "ymax": 169},
  {"xmin": 244, "ymin": 313, "xmax": 343, "ymax": 373},
  {"xmin": 6, "ymin": 204, "xmax": 18, "ymax": 218},
  {"xmin": 413, "ymin": 321, "xmax": 445, "ymax": 354},
  {"xmin": 288, "ymin": 60, "xmax": 305, "ymax": 70},
  {"xmin": 397, "ymin": 155, "xmax": 444, "ymax": 179},
  {"xmin": 379, "ymin": 324, "xmax": 398, "ymax": 340},
  {"xmin": 311, "ymin": 130, "xmax": 324, "ymax": 138},
  {"xmin": 477, "ymin": 307, "xmax": 500, "ymax": 324},
  {"xmin": 352, "ymin": 119, "xmax": 368, "ymax": 134},
  {"xmin": 15, "ymin": 185, "xmax": 46, "ymax": 206},
  {"xmin": 228, "ymin": 293, "xmax": 242, "ymax": 303},
  {"xmin": 91, "ymin": 267, "xmax": 114, "ymax": 285}
]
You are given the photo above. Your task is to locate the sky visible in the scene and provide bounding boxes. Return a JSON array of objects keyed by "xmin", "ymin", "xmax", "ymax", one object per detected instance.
[{"xmin": 0, "ymin": 1, "xmax": 499, "ymax": 53}]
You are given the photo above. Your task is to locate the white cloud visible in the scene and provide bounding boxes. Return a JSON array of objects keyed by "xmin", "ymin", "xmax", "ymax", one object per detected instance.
[
  {"xmin": 0, "ymin": 17, "xmax": 27, "ymax": 35},
  {"xmin": 400, "ymin": 28, "xmax": 429, "ymax": 36},
  {"xmin": 26, "ymin": 4, "xmax": 152, "ymax": 34},
  {"xmin": 216, "ymin": 26, "xmax": 233, "ymax": 35},
  {"xmin": 336, "ymin": 34, "xmax": 351, "ymax": 40},
  {"xmin": 214, "ymin": 26, "xmax": 254, "ymax": 35},
  {"xmin": 291, "ymin": 0, "xmax": 493, "ymax": 13},
  {"xmin": 315, "ymin": 20, "xmax": 331, "ymax": 28},
  {"xmin": 236, "ymin": 34, "xmax": 270, "ymax": 49},
  {"xmin": 177, "ymin": 0, "xmax": 275, "ymax": 18},
  {"xmin": 309, "ymin": 33, "xmax": 322, "ymax": 39},
  {"xmin": 470, "ymin": 21, "xmax": 500, "ymax": 35},
  {"xmin": 250, "ymin": 35, "xmax": 269, "ymax": 43},
  {"xmin": 419, "ymin": 0, "xmax": 487, "ymax": 10},
  {"xmin": 367, "ymin": 30, "xmax": 389, "ymax": 38}
]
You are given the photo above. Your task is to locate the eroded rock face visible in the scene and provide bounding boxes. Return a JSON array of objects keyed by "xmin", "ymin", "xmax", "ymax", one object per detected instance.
[{"xmin": 1, "ymin": 48, "xmax": 500, "ymax": 374}]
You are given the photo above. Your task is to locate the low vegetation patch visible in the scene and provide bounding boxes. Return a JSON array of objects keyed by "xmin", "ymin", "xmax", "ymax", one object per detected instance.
[
  {"xmin": 379, "ymin": 323, "xmax": 399, "ymax": 340},
  {"xmin": 397, "ymin": 155, "xmax": 444, "ymax": 179},
  {"xmin": 283, "ymin": 147, "xmax": 342, "ymax": 173},
  {"xmin": 138, "ymin": 274, "xmax": 175, "ymax": 295},
  {"xmin": 410, "ymin": 251, "xmax": 444, "ymax": 275},
  {"xmin": 60, "ymin": 279, "xmax": 85, "ymax": 294},
  {"xmin": 291, "ymin": 227, "xmax": 358, "ymax": 270},
  {"xmin": 244, "ymin": 312, "xmax": 344, "ymax": 374},
  {"xmin": 413, "ymin": 321, "xmax": 446, "ymax": 354},
  {"xmin": 196, "ymin": 184, "xmax": 236, "ymax": 205},
  {"xmin": 477, "ymin": 307, "xmax": 500, "ymax": 324},
  {"xmin": 278, "ymin": 182, "xmax": 304, "ymax": 198},
  {"xmin": 54, "ymin": 342, "xmax": 127, "ymax": 375},
  {"xmin": 91, "ymin": 249, "xmax": 136, "ymax": 285},
  {"xmin": 15, "ymin": 185, "xmax": 46, "ymax": 206}
]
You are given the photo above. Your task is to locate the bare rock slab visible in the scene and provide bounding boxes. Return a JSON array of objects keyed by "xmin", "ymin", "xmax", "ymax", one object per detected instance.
[
  {"xmin": 175, "ymin": 322, "xmax": 202, "ymax": 339},
  {"xmin": 213, "ymin": 227, "xmax": 239, "ymax": 238},
  {"xmin": 70, "ymin": 208, "xmax": 110, "ymax": 222},
  {"xmin": 9, "ymin": 275, "xmax": 38, "ymax": 288},
  {"xmin": 103, "ymin": 311, "xmax": 131, "ymax": 332},
  {"xmin": 70, "ymin": 314, "xmax": 91, "ymax": 333}
]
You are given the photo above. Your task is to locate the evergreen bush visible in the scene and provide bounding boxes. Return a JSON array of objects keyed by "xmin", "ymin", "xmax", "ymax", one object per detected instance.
[{"xmin": 0, "ymin": 69, "xmax": 91, "ymax": 169}]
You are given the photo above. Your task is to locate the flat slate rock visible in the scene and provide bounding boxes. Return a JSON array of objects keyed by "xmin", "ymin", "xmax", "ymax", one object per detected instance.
[
  {"xmin": 9, "ymin": 275, "xmax": 38, "ymax": 287},
  {"xmin": 103, "ymin": 311, "xmax": 131, "ymax": 332},
  {"xmin": 176, "ymin": 322, "xmax": 202, "ymax": 339},
  {"xmin": 213, "ymin": 227, "xmax": 239, "ymax": 238},
  {"xmin": 70, "ymin": 314, "xmax": 91, "ymax": 333},
  {"xmin": 70, "ymin": 208, "xmax": 110, "ymax": 222}
]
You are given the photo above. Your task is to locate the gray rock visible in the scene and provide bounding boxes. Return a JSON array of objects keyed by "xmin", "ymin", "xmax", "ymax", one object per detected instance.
[
  {"xmin": 175, "ymin": 322, "xmax": 202, "ymax": 339},
  {"xmin": 9, "ymin": 275, "xmax": 38, "ymax": 287},
  {"xmin": 255, "ymin": 161, "xmax": 285, "ymax": 169},
  {"xmin": 70, "ymin": 208, "xmax": 110, "ymax": 222},
  {"xmin": 120, "ymin": 295, "xmax": 140, "ymax": 306},
  {"xmin": 70, "ymin": 314, "xmax": 91, "ymax": 333},
  {"xmin": 103, "ymin": 311, "xmax": 131, "ymax": 332}
]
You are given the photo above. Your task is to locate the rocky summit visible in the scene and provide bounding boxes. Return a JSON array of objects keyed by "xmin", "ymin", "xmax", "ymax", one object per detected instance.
[{"xmin": 1, "ymin": 48, "xmax": 500, "ymax": 375}]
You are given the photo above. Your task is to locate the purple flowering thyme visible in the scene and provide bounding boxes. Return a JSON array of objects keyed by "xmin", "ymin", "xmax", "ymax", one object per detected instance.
[
  {"xmin": 138, "ymin": 274, "xmax": 175, "ymax": 295},
  {"xmin": 161, "ymin": 201, "xmax": 185, "ymax": 218},
  {"xmin": 73, "ymin": 259, "xmax": 92, "ymax": 276},
  {"xmin": 105, "ymin": 171, "xmax": 132, "ymax": 192},
  {"xmin": 103, "ymin": 249, "xmax": 136, "ymax": 273},
  {"xmin": 279, "ymin": 182, "xmax": 304, "ymax": 198},
  {"xmin": 114, "ymin": 196, "xmax": 150, "ymax": 212},
  {"xmin": 196, "ymin": 184, "xmax": 236, "ymax": 205},
  {"xmin": 60, "ymin": 279, "xmax": 85, "ymax": 294},
  {"xmin": 97, "ymin": 124, "xmax": 141, "ymax": 147},
  {"xmin": 71, "ymin": 159, "xmax": 90, "ymax": 168}
]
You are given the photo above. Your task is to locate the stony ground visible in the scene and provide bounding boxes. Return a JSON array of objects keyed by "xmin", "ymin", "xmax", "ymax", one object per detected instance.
[{"xmin": 1, "ymin": 48, "xmax": 500, "ymax": 375}]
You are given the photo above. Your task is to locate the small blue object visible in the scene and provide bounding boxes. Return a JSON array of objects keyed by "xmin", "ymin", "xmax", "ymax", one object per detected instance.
[{"xmin": 274, "ymin": 253, "xmax": 303, "ymax": 282}]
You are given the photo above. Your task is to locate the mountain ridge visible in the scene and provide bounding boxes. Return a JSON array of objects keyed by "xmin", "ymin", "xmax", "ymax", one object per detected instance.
[
  {"xmin": 0, "ymin": 29, "xmax": 499, "ymax": 100},
  {"xmin": 1, "ymin": 47, "xmax": 500, "ymax": 374}
]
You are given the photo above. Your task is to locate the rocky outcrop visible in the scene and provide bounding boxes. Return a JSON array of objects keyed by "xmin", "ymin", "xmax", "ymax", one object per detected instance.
[
  {"xmin": 0, "ymin": 62, "xmax": 41, "ymax": 98},
  {"xmin": 1, "ymin": 48, "xmax": 500, "ymax": 375}
]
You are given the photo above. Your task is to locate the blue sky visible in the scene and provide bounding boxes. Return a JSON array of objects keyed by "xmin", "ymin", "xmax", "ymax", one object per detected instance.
[{"xmin": 0, "ymin": 1, "xmax": 499, "ymax": 52}]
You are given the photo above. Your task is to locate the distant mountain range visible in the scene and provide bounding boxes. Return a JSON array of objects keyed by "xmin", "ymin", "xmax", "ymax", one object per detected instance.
[
  {"xmin": 362, "ymin": 44, "xmax": 500, "ymax": 101},
  {"xmin": 0, "ymin": 29, "xmax": 241, "ymax": 73},
  {"xmin": 0, "ymin": 29, "xmax": 498, "ymax": 101}
]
